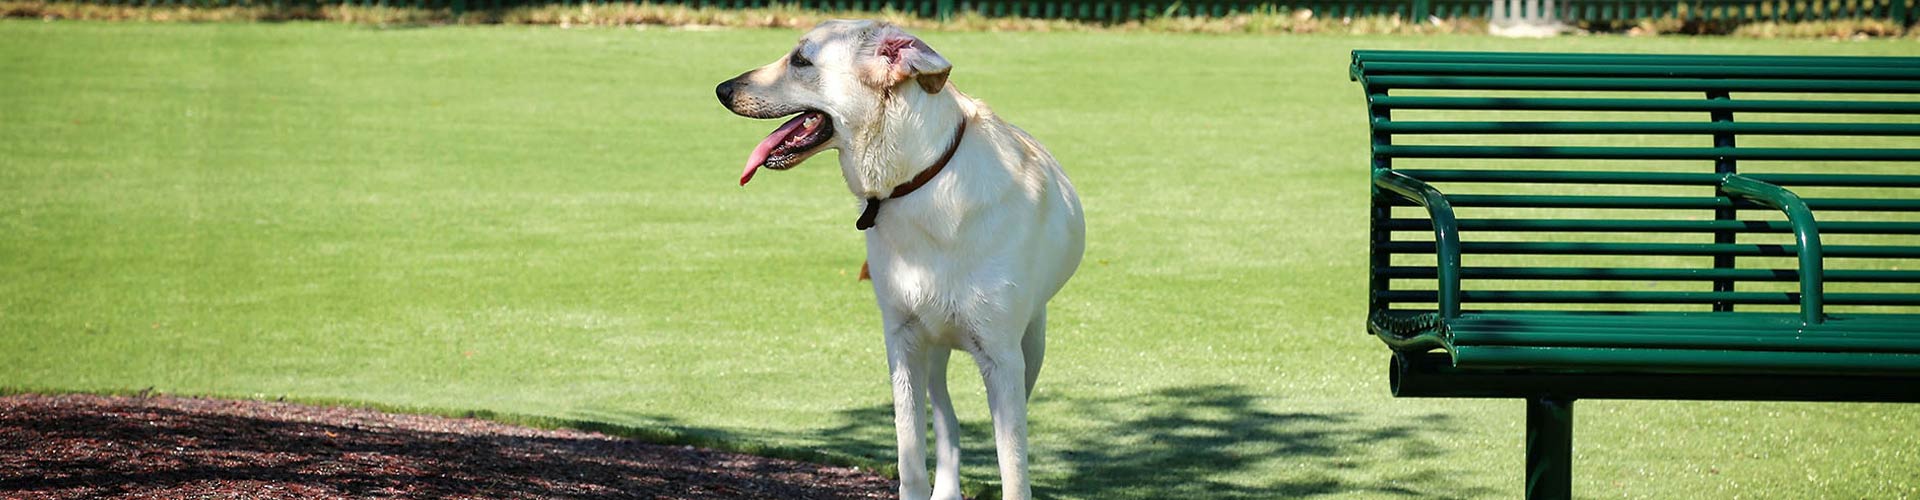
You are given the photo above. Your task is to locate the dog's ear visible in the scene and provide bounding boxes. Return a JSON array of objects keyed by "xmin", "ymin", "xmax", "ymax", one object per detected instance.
[{"xmin": 872, "ymin": 26, "xmax": 951, "ymax": 94}]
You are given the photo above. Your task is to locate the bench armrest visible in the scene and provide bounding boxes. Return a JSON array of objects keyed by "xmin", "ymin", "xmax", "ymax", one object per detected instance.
[
  {"xmin": 1720, "ymin": 174, "xmax": 1826, "ymax": 324},
  {"xmin": 1373, "ymin": 168, "xmax": 1463, "ymax": 318}
]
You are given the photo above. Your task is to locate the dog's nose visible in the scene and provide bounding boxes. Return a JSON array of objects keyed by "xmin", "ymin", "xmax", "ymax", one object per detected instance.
[{"xmin": 716, "ymin": 80, "xmax": 737, "ymax": 106}]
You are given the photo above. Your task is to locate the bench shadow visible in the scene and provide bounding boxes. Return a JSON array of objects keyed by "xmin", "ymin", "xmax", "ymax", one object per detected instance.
[{"xmin": 806, "ymin": 384, "xmax": 1494, "ymax": 499}]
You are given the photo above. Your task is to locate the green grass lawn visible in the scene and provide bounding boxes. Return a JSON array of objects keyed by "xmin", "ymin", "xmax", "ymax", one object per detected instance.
[{"xmin": 3, "ymin": 19, "xmax": 1918, "ymax": 498}]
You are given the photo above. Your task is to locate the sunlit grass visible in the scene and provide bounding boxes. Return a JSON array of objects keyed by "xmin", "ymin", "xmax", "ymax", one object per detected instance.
[{"xmin": 2, "ymin": 20, "xmax": 1918, "ymax": 498}]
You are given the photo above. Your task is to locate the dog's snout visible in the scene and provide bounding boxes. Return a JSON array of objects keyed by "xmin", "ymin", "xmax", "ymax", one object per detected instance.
[{"xmin": 716, "ymin": 79, "xmax": 740, "ymax": 107}]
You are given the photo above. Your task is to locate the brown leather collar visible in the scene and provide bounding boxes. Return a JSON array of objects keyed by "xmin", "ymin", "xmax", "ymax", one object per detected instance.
[{"xmin": 856, "ymin": 120, "xmax": 966, "ymax": 230}]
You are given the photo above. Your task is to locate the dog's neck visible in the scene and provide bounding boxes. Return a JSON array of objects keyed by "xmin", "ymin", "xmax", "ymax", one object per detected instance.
[{"xmin": 839, "ymin": 87, "xmax": 968, "ymax": 200}]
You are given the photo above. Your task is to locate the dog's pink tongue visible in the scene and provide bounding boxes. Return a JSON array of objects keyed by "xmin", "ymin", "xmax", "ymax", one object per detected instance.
[{"xmin": 741, "ymin": 113, "xmax": 812, "ymax": 186}]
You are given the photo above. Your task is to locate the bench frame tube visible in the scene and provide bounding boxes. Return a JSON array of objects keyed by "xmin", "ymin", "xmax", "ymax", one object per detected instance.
[
  {"xmin": 1719, "ymin": 174, "xmax": 1826, "ymax": 324},
  {"xmin": 1526, "ymin": 397, "xmax": 1574, "ymax": 500}
]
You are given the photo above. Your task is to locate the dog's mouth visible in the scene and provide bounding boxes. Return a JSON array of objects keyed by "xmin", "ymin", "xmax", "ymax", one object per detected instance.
[{"xmin": 740, "ymin": 110, "xmax": 834, "ymax": 186}]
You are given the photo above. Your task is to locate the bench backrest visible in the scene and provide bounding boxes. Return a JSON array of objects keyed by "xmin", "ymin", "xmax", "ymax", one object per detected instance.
[{"xmin": 1351, "ymin": 50, "xmax": 1920, "ymax": 324}]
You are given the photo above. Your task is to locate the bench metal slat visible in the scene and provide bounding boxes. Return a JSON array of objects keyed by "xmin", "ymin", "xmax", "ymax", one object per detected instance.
[
  {"xmin": 1368, "ymin": 96, "xmax": 1920, "ymax": 115},
  {"xmin": 1454, "ymin": 330, "xmax": 1920, "ymax": 353},
  {"xmin": 1798, "ymin": 198, "xmax": 1920, "ymax": 212},
  {"xmin": 1450, "ymin": 345, "xmax": 1920, "ymax": 375},
  {"xmin": 1380, "ymin": 290, "xmax": 1767, "ymax": 303},
  {"xmin": 1380, "ymin": 290, "xmax": 1920, "ymax": 305},
  {"xmin": 1359, "ymin": 62, "xmax": 1920, "ymax": 80},
  {"xmin": 1380, "ymin": 241, "xmax": 1920, "ymax": 258},
  {"xmin": 1441, "ymin": 310, "xmax": 1920, "ymax": 329},
  {"xmin": 1447, "ymin": 311, "xmax": 1917, "ymax": 329},
  {"xmin": 1374, "ymin": 121, "xmax": 1920, "ymax": 136},
  {"xmin": 1382, "ymin": 266, "xmax": 1920, "ymax": 283},
  {"xmin": 1353, "ymin": 50, "xmax": 1920, "ymax": 69},
  {"xmin": 1404, "ymin": 195, "xmax": 1920, "ymax": 212},
  {"xmin": 1385, "ymin": 218, "xmax": 1920, "ymax": 234},
  {"xmin": 1377, "ymin": 145, "xmax": 1920, "ymax": 161},
  {"xmin": 1455, "ymin": 322, "xmax": 1920, "ymax": 339},
  {"xmin": 1390, "ymin": 352, "xmax": 1920, "ymax": 401},
  {"xmin": 1749, "ymin": 173, "xmax": 1920, "ymax": 187},
  {"xmin": 1364, "ymin": 75, "xmax": 1920, "ymax": 93},
  {"xmin": 1396, "ymin": 169, "xmax": 1920, "ymax": 187}
]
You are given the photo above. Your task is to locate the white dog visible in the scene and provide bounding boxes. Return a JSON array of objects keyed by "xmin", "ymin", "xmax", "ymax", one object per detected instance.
[{"xmin": 717, "ymin": 20, "xmax": 1085, "ymax": 500}]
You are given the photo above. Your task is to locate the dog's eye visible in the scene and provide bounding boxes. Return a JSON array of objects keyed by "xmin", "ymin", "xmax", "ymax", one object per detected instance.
[{"xmin": 790, "ymin": 51, "xmax": 812, "ymax": 68}]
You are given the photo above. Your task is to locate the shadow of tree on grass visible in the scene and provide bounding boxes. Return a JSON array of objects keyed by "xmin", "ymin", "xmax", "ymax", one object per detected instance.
[
  {"xmin": 3, "ymin": 385, "xmax": 1494, "ymax": 499},
  {"xmin": 806, "ymin": 384, "xmax": 1494, "ymax": 499},
  {"xmin": 1037, "ymin": 385, "xmax": 1490, "ymax": 499}
]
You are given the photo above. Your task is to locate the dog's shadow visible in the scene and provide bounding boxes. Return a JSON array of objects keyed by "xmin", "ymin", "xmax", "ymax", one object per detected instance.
[{"xmin": 810, "ymin": 384, "xmax": 1495, "ymax": 499}]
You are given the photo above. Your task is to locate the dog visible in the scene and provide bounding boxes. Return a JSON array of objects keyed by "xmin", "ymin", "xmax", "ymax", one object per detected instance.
[{"xmin": 717, "ymin": 20, "xmax": 1085, "ymax": 500}]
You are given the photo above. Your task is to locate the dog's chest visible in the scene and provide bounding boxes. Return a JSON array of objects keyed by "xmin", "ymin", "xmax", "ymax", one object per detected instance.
[
  {"xmin": 871, "ymin": 235, "xmax": 1018, "ymax": 320},
  {"xmin": 859, "ymin": 128, "xmax": 1072, "ymax": 342}
]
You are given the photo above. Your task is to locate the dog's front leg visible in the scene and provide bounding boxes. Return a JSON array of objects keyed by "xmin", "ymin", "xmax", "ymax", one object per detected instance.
[
  {"xmin": 886, "ymin": 325, "xmax": 935, "ymax": 500},
  {"xmin": 927, "ymin": 348, "xmax": 964, "ymax": 500},
  {"xmin": 973, "ymin": 341, "xmax": 1032, "ymax": 500}
]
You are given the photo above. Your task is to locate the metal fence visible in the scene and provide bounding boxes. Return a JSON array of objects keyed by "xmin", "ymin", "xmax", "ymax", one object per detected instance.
[{"xmin": 49, "ymin": 0, "xmax": 1919, "ymax": 25}]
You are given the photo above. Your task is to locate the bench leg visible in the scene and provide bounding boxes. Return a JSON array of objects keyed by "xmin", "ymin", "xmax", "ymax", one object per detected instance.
[{"xmin": 1525, "ymin": 397, "xmax": 1573, "ymax": 500}]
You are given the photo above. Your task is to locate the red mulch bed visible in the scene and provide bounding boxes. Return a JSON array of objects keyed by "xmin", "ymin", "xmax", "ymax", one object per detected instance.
[{"xmin": 0, "ymin": 393, "xmax": 895, "ymax": 499}]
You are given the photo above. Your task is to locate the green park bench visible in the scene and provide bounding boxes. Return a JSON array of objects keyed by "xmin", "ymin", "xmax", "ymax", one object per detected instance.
[{"xmin": 1350, "ymin": 50, "xmax": 1920, "ymax": 499}]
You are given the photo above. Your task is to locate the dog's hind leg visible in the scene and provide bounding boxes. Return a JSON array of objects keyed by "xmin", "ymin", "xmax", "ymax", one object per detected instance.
[
  {"xmin": 887, "ymin": 327, "xmax": 935, "ymax": 500},
  {"xmin": 975, "ymin": 341, "xmax": 1032, "ymax": 500},
  {"xmin": 927, "ymin": 348, "xmax": 965, "ymax": 500},
  {"xmin": 1020, "ymin": 308, "xmax": 1046, "ymax": 401}
]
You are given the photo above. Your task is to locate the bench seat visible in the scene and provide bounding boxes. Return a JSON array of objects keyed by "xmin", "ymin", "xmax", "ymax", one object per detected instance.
[
  {"xmin": 1351, "ymin": 49, "xmax": 1920, "ymax": 499},
  {"xmin": 1374, "ymin": 310, "xmax": 1920, "ymax": 375}
]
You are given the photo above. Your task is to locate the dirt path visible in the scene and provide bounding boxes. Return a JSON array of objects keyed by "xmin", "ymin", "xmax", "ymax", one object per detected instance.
[{"xmin": 0, "ymin": 393, "xmax": 894, "ymax": 499}]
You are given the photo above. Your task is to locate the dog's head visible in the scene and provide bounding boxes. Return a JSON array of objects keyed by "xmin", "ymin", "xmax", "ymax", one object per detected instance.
[{"xmin": 716, "ymin": 20, "xmax": 952, "ymax": 186}]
